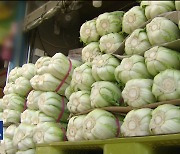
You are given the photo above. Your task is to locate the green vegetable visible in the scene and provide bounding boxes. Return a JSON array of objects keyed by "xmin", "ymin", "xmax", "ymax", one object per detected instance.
[
  {"xmin": 31, "ymin": 111, "xmax": 56, "ymax": 125},
  {"xmin": 141, "ymin": 1, "xmax": 175, "ymax": 19},
  {"xmin": 67, "ymin": 91, "xmax": 91, "ymax": 113},
  {"xmin": 8, "ymin": 67, "xmax": 22, "ymax": 83},
  {"xmin": 14, "ymin": 77, "xmax": 32, "ymax": 97},
  {"xmin": 21, "ymin": 63, "xmax": 36, "ymax": 80},
  {"xmin": 2, "ymin": 94, "xmax": 25, "ymax": 112},
  {"xmin": 96, "ymin": 12, "xmax": 122, "ymax": 36},
  {"xmin": 121, "ymin": 108, "xmax": 152, "ymax": 137},
  {"xmin": 30, "ymin": 73, "xmax": 69, "ymax": 96},
  {"xmin": 90, "ymin": 81, "xmax": 122, "ymax": 108},
  {"xmin": 71, "ymin": 59, "xmax": 82, "ymax": 69},
  {"xmin": 122, "ymin": 6, "xmax": 147, "ymax": 34},
  {"xmin": 92, "ymin": 54, "xmax": 120, "ymax": 81},
  {"xmin": 66, "ymin": 115, "xmax": 86, "ymax": 141},
  {"xmin": 35, "ymin": 56, "xmax": 51, "ymax": 75},
  {"xmin": 33, "ymin": 122, "xmax": 65, "ymax": 144},
  {"xmin": 82, "ymin": 42, "xmax": 102, "ymax": 63},
  {"xmin": 152, "ymin": 69, "xmax": 180, "ymax": 101},
  {"xmin": 175, "ymin": 1, "xmax": 180, "ymax": 10},
  {"xmin": 3, "ymin": 109, "xmax": 21, "ymax": 124},
  {"xmin": 38, "ymin": 92, "xmax": 69, "ymax": 123},
  {"xmin": 150, "ymin": 104, "xmax": 180, "ymax": 135},
  {"xmin": 71, "ymin": 63, "xmax": 95, "ymax": 91},
  {"xmin": 99, "ymin": 33, "xmax": 124, "ymax": 54},
  {"xmin": 1, "ymin": 136, "xmax": 17, "ymax": 154},
  {"xmin": 144, "ymin": 46, "xmax": 180, "ymax": 76},
  {"xmin": 27, "ymin": 90, "xmax": 43, "ymax": 110},
  {"xmin": 3, "ymin": 83, "xmax": 15, "ymax": 95},
  {"xmin": 13, "ymin": 123, "xmax": 35, "ymax": 151},
  {"xmin": 5, "ymin": 124, "xmax": 18, "ymax": 139},
  {"xmin": 146, "ymin": 17, "xmax": 180, "ymax": 45},
  {"xmin": 122, "ymin": 79, "xmax": 156, "ymax": 107},
  {"xmin": 48, "ymin": 53, "xmax": 73, "ymax": 84},
  {"xmin": 115, "ymin": 55, "xmax": 152, "ymax": 84},
  {"xmin": 80, "ymin": 19, "xmax": 100, "ymax": 44},
  {"xmin": 65, "ymin": 85, "xmax": 74, "ymax": 100},
  {"xmin": 125, "ymin": 28, "xmax": 151, "ymax": 55},
  {"xmin": 21, "ymin": 110, "xmax": 36, "ymax": 125},
  {"xmin": 83, "ymin": 109, "xmax": 121, "ymax": 140}
]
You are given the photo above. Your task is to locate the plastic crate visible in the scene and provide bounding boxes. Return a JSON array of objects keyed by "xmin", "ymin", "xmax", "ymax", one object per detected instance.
[{"xmin": 36, "ymin": 134, "xmax": 180, "ymax": 154}]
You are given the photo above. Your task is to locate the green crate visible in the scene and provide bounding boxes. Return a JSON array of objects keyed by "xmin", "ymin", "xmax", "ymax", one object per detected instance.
[{"xmin": 36, "ymin": 134, "xmax": 180, "ymax": 154}]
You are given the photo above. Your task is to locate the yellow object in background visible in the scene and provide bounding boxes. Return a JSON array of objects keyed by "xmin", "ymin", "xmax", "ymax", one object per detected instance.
[{"xmin": 0, "ymin": 2, "xmax": 13, "ymax": 20}]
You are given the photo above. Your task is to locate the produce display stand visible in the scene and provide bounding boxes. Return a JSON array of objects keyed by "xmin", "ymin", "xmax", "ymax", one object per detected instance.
[{"xmin": 36, "ymin": 134, "xmax": 180, "ymax": 154}]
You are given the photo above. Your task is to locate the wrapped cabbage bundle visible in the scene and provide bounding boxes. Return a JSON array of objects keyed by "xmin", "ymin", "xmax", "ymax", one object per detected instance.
[
  {"xmin": 33, "ymin": 122, "xmax": 66, "ymax": 144},
  {"xmin": 3, "ymin": 82, "xmax": 15, "ymax": 95},
  {"xmin": 38, "ymin": 92, "xmax": 69, "ymax": 123},
  {"xmin": 21, "ymin": 63, "xmax": 36, "ymax": 80},
  {"xmin": 66, "ymin": 115, "xmax": 86, "ymax": 141},
  {"xmin": 35, "ymin": 56, "xmax": 51, "ymax": 75},
  {"xmin": 8, "ymin": 67, "xmax": 22, "ymax": 83},
  {"xmin": 30, "ymin": 73, "xmax": 69, "ymax": 96},
  {"xmin": 92, "ymin": 54, "xmax": 120, "ymax": 81},
  {"xmin": 13, "ymin": 123, "xmax": 35, "ymax": 151},
  {"xmin": 71, "ymin": 63, "xmax": 95, "ymax": 91},
  {"xmin": 90, "ymin": 81, "xmax": 122, "ymax": 108},
  {"xmin": 14, "ymin": 77, "xmax": 32, "ymax": 97},
  {"xmin": 67, "ymin": 91, "xmax": 91, "ymax": 113},
  {"xmin": 27, "ymin": 90, "xmax": 43, "ymax": 110},
  {"xmin": 80, "ymin": 19, "xmax": 100, "ymax": 44},
  {"xmin": 3, "ymin": 109, "xmax": 21, "ymax": 124}
]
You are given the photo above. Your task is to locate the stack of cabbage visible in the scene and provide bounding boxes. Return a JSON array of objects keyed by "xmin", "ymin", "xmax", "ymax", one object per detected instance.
[
  {"xmin": 121, "ymin": 104, "xmax": 180, "ymax": 137},
  {"xmin": 80, "ymin": 10, "xmax": 125, "ymax": 63},
  {"xmin": 66, "ymin": 0, "xmax": 180, "ymax": 141},
  {"xmin": 27, "ymin": 53, "xmax": 82, "ymax": 148},
  {"xmin": 0, "ymin": 64, "xmax": 36, "ymax": 154}
]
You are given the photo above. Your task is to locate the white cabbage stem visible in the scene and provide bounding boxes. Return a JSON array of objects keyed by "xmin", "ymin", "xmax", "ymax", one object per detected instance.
[
  {"xmin": 92, "ymin": 54, "xmax": 120, "ymax": 81},
  {"xmin": 144, "ymin": 46, "xmax": 180, "ymax": 76},
  {"xmin": 13, "ymin": 123, "xmax": 35, "ymax": 151},
  {"xmin": 146, "ymin": 17, "xmax": 180, "ymax": 45},
  {"xmin": 48, "ymin": 53, "xmax": 73, "ymax": 84},
  {"xmin": 5, "ymin": 124, "xmax": 18, "ymax": 139},
  {"xmin": 8, "ymin": 67, "xmax": 22, "ymax": 83},
  {"xmin": 21, "ymin": 63, "xmax": 36, "ymax": 80},
  {"xmin": 90, "ymin": 81, "xmax": 122, "ymax": 108},
  {"xmin": 141, "ymin": 1, "xmax": 175, "ymax": 20},
  {"xmin": 35, "ymin": 56, "xmax": 51, "ymax": 75},
  {"xmin": 66, "ymin": 115, "xmax": 86, "ymax": 141},
  {"xmin": 121, "ymin": 108, "xmax": 152, "ymax": 137},
  {"xmin": 152, "ymin": 69, "xmax": 180, "ymax": 101},
  {"xmin": 27, "ymin": 90, "xmax": 43, "ymax": 110},
  {"xmin": 30, "ymin": 73, "xmax": 69, "ymax": 95},
  {"xmin": 80, "ymin": 19, "xmax": 100, "ymax": 44},
  {"xmin": 31, "ymin": 111, "xmax": 56, "ymax": 125},
  {"xmin": 122, "ymin": 6, "xmax": 147, "ymax": 34},
  {"xmin": 33, "ymin": 122, "xmax": 65, "ymax": 144},
  {"xmin": 83, "ymin": 109, "xmax": 121, "ymax": 140},
  {"xmin": 115, "ymin": 55, "xmax": 152, "ymax": 84},
  {"xmin": 122, "ymin": 79, "xmax": 156, "ymax": 107},
  {"xmin": 14, "ymin": 77, "xmax": 32, "ymax": 97},
  {"xmin": 1, "ymin": 137, "xmax": 17, "ymax": 154},
  {"xmin": 3, "ymin": 109, "xmax": 21, "ymax": 124},
  {"xmin": 67, "ymin": 91, "xmax": 91, "ymax": 113},
  {"xmin": 3, "ymin": 83, "xmax": 15, "ymax": 95},
  {"xmin": 150, "ymin": 104, "xmax": 180, "ymax": 135},
  {"xmin": 82, "ymin": 42, "xmax": 102, "ymax": 63},
  {"xmin": 96, "ymin": 12, "xmax": 122, "ymax": 36},
  {"xmin": 2, "ymin": 93, "xmax": 25, "ymax": 112},
  {"xmin": 71, "ymin": 63, "xmax": 95, "ymax": 91},
  {"xmin": 125, "ymin": 28, "xmax": 151, "ymax": 55},
  {"xmin": 21, "ymin": 110, "xmax": 36, "ymax": 125},
  {"xmin": 99, "ymin": 33, "xmax": 124, "ymax": 54},
  {"xmin": 38, "ymin": 92, "xmax": 69, "ymax": 122}
]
